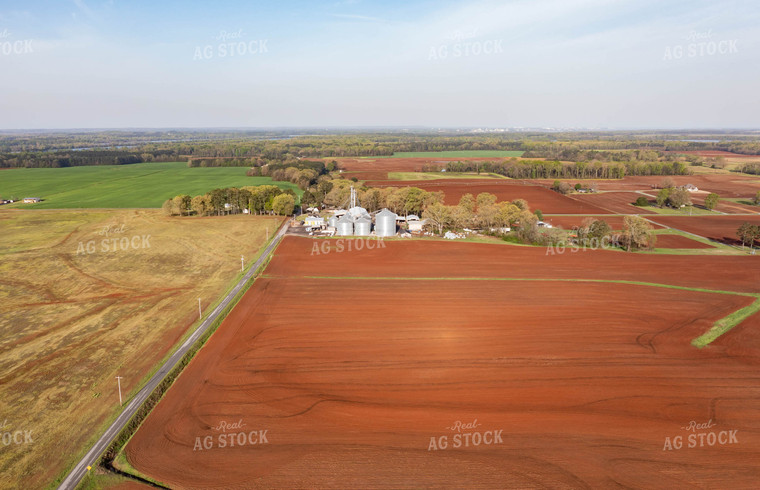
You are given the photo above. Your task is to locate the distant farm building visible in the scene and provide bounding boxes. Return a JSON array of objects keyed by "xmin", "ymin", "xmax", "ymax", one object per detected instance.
[
  {"xmin": 23, "ymin": 197, "xmax": 41, "ymax": 203},
  {"xmin": 304, "ymin": 216, "xmax": 325, "ymax": 228},
  {"xmin": 683, "ymin": 184, "xmax": 699, "ymax": 192}
]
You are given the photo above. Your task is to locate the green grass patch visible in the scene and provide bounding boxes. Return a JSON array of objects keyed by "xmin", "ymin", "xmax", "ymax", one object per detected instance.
[
  {"xmin": 368, "ymin": 150, "xmax": 524, "ymax": 159},
  {"xmin": 692, "ymin": 297, "xmax": 760, "ymax": 348},
  {"xmin": 639, "ymin": 205, "xmax": 719, "ymax": 216},
  {"xmin": 0, "ymin": 161, "xmax": 301, "ymax": 209}
]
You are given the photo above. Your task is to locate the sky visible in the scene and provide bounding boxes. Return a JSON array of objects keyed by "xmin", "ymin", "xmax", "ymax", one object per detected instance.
[{"xmin": 0, "ymin": 0, "xmax": 758, "ymax": 129}]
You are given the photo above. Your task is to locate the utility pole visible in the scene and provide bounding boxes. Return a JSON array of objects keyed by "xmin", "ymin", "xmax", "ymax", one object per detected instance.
[
  {"xmin": 198, "ymin": 298, "xmax": 202, "ymax": 320},
  {"xmin": 115, "ymin": 376, "xmax": 123, "ymax": 406},
  {"xmin": 241, "ymin": 255, "xmax": 245, "ymax": 272}
]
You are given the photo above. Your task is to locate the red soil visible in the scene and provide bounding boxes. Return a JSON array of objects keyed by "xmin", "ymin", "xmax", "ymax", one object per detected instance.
[
  {"xmin": 267, "ymin": 238, "xmax": 760, "ymax": 293},
  {"xmin": 534, "ymin": 175, "xmax": 760, "ymax": 197},
  {"xmin": 336, "ymin": 157, "xmax": 516, "ymax": 180},
  {"xmin": 125, "ymin": 237, "xmax": 760, "ymax": 488},
  {"xmin": 654, "ymin": 234, "xmax": 714, "ymax": 249},
  {"xmin": 567, "ymin": 191, "xmax": 656, "ymax": 214},
  {"xmin": 367, "ymin": 179, "xmax": 612, "ymax": 214},
  {"xmin": 651, "ymin": 215, "xmax": 760, "ymax": 246}
]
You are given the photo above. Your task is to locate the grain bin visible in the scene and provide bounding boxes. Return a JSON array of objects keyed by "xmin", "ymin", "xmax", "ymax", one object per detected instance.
[
  {"xmin": 336, "ymin": 214, "xmax": 354, "ymax": 236},
  {"xmin": 354, "ymin": 217, "xmax": 371, "ymax": 236},
  {"xmin": 328, "ymin": 216, "xmax": 338, "ymax": 228},
  {"xmin": 375, "ymin": 208, "xmax": 397, "ymax": 237}
]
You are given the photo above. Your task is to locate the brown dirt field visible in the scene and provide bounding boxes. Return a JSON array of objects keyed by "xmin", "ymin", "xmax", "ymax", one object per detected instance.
[
  {"xmin": 534, "ymin": 175, "xmax": 760, "ymax": 197},
  {"xmin": 336, "ymin": 157, "xmax": 517, "ymax": 180},
  {"xmin": 652, "ymin": 215, "xmax": 760, "ymax": 246},
  {"xmin": 267, "ymin": 238, "xmax": 760, "ymax": 293},
  {"xmin": 567, "ymin": 191, "xmax": 656, "ymax": 214},
  {"xmin": 654, "ymin": 234, "xmax": 715, "ymax": 249},
  {"xmin": 689, "ymin": 195, "xmax": 760, "ymax": 215},
  {"xmin": 367, "ymin": 179, "xmax": 612, "ymax": 214},
  {"xmin": 125, "ymin": 237, "xmax": 760, "ymax": 488},
  {"xmin": 542, "ymin": 215, "xmax": 665, "ymax": 231}
]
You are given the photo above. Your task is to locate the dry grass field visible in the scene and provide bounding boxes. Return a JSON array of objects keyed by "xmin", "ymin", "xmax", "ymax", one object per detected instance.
[{"xmin": 0, "ymin": 209, "xmax": 281, "ymax": 487}]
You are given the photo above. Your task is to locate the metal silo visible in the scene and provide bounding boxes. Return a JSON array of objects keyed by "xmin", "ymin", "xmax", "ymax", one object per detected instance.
[
  {"xmin": 375, "ymin": 208, "xmax": 397, "ymax": 237},
  {"xmin": 328, "ymin": 216, "xmax": 338, "ymax": 228},
  {"xmin": 354, "ymin": 217, "xmax": 371, "ymax": 236},
  {"xmin": 336, "ymin": 214, "xmax": 354, "ymax": 236}
]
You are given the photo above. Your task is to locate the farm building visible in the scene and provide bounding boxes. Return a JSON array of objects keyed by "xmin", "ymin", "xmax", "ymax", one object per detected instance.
[
  {"xmin": 23, "ymin": 197, "xmax": 41, "ymax": 203},
  {"xmin": 407, "ymin": 219, "xmax": 428, "ymax": 233},
  {"xmin": 683, "ymin": 184, "xmax": 699, "ymax": 192},
  {"xmin": 304, "ymin": 216, "xmax": 326, "ymax": 228}
]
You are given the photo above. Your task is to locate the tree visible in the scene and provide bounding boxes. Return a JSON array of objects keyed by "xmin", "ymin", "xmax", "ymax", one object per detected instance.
[
  {"xmin": 496, "ymin": 202, "xmax": 521, "ymax": 228},
  {"xmin": 172, "ymin": 195, "xmax": 191, "ymax": 216},
  {"xmin": 458, "ymin": 193, "xmax": 475, "ymax": 213},
  {"xmin": 754, "ymin": 191, "xmax": 760, "ymax": 205},
  {"xmin": 667, "ymin": 188, "xmax": 691, "ymax": 209},
  {"xmin": 552, "ymin": 180, "xmax": 561, "ymax": 191},
  {"xmin": 737, "ymin": 222, "xmax": 760, "ymax": 249},
  {"xmin": 534, "ymin": 209, "xmax": 543, "ymax": 221},
  {"xmin": 451, "ymin": 205, "xmax": 474, "ymax": 229},
  {"xmin": 162, "ymin": 199, "xmax": 177, "ymax": 216},
  {"xmin": 516, "ymin": 210, "xmax": 539, "ymax": 243},
  {"xmin": 588, "ymin": 219, "xmax": 612, "ymax": 245},
  {"xmin": 623, "ymin": 215, "xmax": 654, "ymax": 252},
  {"xmin": 704, "ymin": 193, "xmax": 720, "ymax": 210},
  {"xmin": 656, "ymin": 188, "xmax": 671, "ymax": 207},
  {"xmin": 422, "ymin": 202, "xmax": 452, "ymax": 235},
  {"xmin": 476, "ymin": 192, "xmax": 497, "ymax": 209},
  {"xmin": 574, "ymin": 183, "xmax": 582, "ymax": 191},
  {"xmin": 661, "ymin": 177, "xmax": 676, "ymax": 189},
  {"xmin": 512, "ymin": 198, "xmax": 529, "ymax": 211},
  {"xmin": 557, "ymin": 182, "xmax": 572, "ymax": 195},
  {"xmin": 272, "ymin": 194, "xmax": 295, "ymax": 215},
  {"xmin": 191, "ymin": 195, "xmax": 210, "ymax": 216},
  {"xmin": 634, "ymin": 196, "xmax": 649, "ymax": 207}
]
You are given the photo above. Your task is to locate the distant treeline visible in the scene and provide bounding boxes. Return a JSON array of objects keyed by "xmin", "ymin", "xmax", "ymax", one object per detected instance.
[
  {"xmin": 2, "ymin": 131, "xmax": 760, "ymax": 169},
  {"xmin": 163, "ymin": 185, "xmax": 297, "ymax": 217},
  {"xmin": 429, "ymin": 159, "xmax": 690, "ymax": 178}
]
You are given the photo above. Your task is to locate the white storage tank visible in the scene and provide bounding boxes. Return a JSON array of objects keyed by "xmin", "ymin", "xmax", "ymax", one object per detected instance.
[
  {"xmin": 375, "ymin": 208, "xmax": 397, "ymax": 237},
  {"xmin": 354, "ymin": 217, "xmax": 371, "ymax": 236},
  {"xmin": 336, "ymin": 214, "xmax": 354, "ymax": 236}
]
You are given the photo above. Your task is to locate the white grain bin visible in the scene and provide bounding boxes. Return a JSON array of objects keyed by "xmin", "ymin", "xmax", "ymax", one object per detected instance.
[{"xmin": 375, "ymin": 208, "xmax": 397, "ymax": 237}]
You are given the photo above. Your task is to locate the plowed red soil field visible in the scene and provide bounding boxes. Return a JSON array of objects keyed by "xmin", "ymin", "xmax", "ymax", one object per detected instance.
[
  {"xmin": 336, "ymin": 157, "xmax": 515, "ymax": 180},
  {"xmin": 654, "ymin": 234, "xmax": 714, "ymax": 249},
  {"xmin": 567, "ymin": 191, "xmax": 656, "ymax": 214},
  {"xmin": 534, "ymin": 175, "xmax": 760, "ymax": 196},
  {"xmin": 367, "ymin": 179, "xmax": 611, "ymax": 214},
  {"xmin": 125, "ymin": 238, "xmax": 760, "ymax": 488},
  {"xmin": 652, "ymin": 215, "xmax": 760, "ymax": 246}
]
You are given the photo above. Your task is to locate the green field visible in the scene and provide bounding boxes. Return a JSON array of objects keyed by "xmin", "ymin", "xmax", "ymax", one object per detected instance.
[
  {"xmin": 370, "ymin": 150, "xmax": 524, "ymax": 159},
  {"xmin": 0, "ymin": 162, "xmax": 301, "ymax": 209}
]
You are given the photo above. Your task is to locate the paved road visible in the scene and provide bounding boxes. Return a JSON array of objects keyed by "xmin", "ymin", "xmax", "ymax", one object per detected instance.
[{"xmin": 58, "ymin": 221, "xmax": 288, "ymax": 490}]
